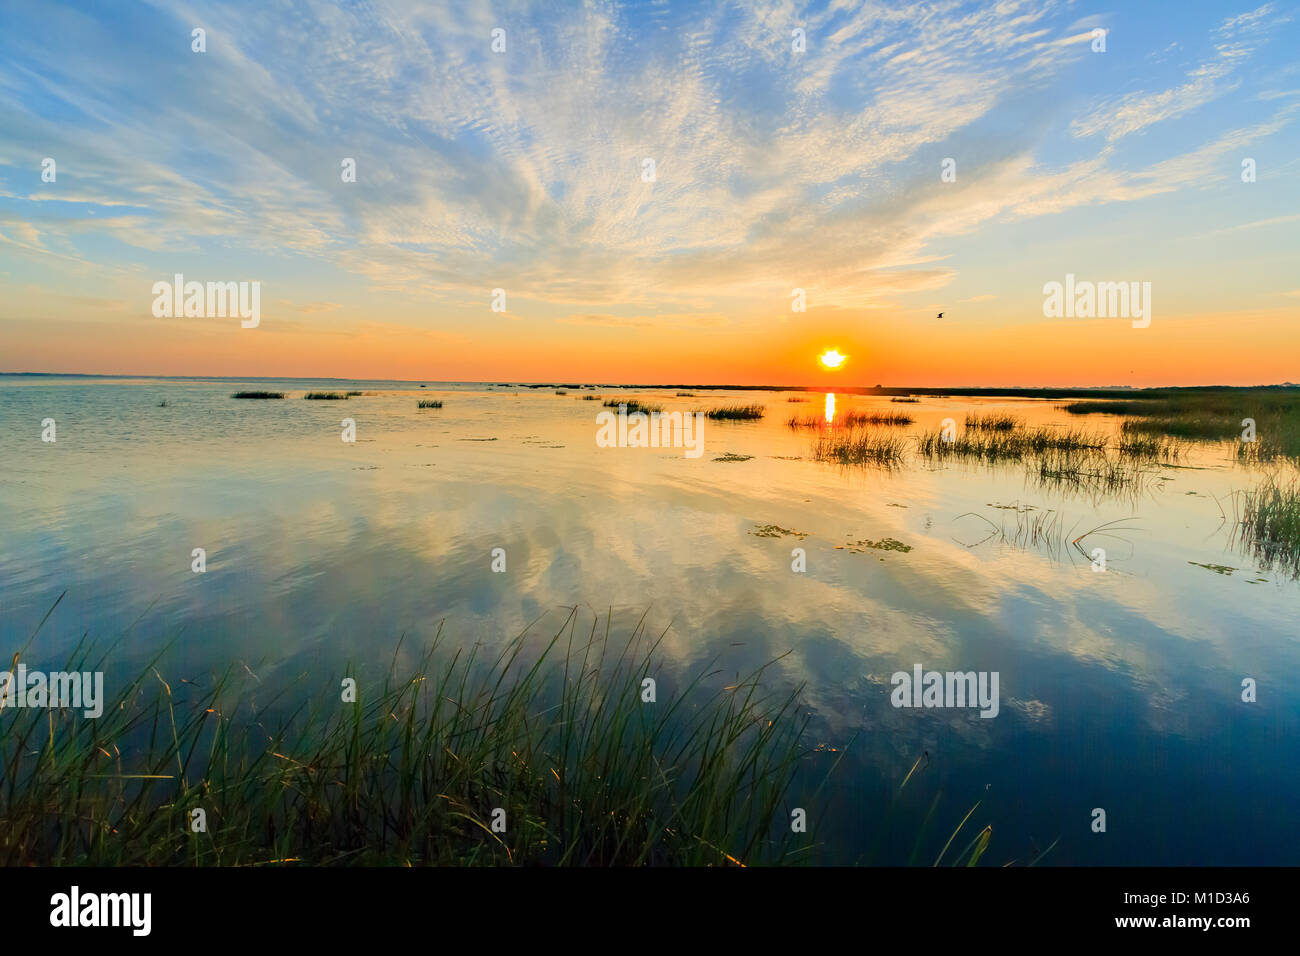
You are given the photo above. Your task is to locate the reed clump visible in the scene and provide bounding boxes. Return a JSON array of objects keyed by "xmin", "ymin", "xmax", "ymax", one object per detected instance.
[
  {"xmin": 1233, "ymin": 479, "xmax": 1300, "ymax": 578},
  {"xmin": 231, "ymin": 391, "xmax": 285, "ymax": 399},
  {"xmin": 706, "ymin": 404, "xmax": 766, "ymax": 421},
  {"xmin": 964, "ymin": 412, "xmax": 1021, "ymax": 431},
  {"xmin": 811, "ymin": 430, "xmax": 908, "ymax": 465},
  {"xmin": 602, "ymin": 399, "xmax": 663, "ymax": 415}
]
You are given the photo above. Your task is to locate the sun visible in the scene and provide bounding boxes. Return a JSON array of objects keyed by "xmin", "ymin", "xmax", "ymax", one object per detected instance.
[{"xmin": 818, "ymin": 349, "xmax": 847, "ymax": 370}]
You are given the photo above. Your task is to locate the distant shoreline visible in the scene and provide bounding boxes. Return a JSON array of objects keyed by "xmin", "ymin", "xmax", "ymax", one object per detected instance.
[{"xmin": 3, "ymin": 371, "xmax": 1298, "ymax": 399}]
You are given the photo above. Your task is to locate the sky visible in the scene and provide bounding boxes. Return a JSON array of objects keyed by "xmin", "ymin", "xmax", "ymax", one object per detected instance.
[{"xmin": 1, "ymin": 0, "xmax": 1298, "ymax": 386}]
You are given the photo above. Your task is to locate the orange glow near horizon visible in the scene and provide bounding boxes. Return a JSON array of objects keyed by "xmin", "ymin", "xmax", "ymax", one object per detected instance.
[{"xmin": 5, "ymin": 302, "xmax": 1300, "ymax": 387}]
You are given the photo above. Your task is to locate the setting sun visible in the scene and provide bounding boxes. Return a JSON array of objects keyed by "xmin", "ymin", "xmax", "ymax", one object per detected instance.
[{"xmin": 818, "ymin": 349, "xmax": 847, "ymax": 370}]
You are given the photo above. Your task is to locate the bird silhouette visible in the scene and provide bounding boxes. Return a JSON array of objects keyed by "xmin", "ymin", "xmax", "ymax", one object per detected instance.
[{"xmin": 936, "ymin": 312, "xmax": 944, "ymax": 319}]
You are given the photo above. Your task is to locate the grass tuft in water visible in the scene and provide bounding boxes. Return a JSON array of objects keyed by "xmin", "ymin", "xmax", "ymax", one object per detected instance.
[
  {"xmin": 304, "ymin": 392, "xmax": 348, "ymax": 400},
  {"xmin": 963, "ymin": 412, "xmax": 1021, "ymax": 431},
  {"xmin": 602, "ymin": 399, "xmax": 663, "ymax": 414},
  {"xmin": 231, "ymin": 391, "xmax": 285, "ymax": 399},
  {"xmin": 812, "ymin": 430, "xmax": 907, "ymax": 465},
  {"xmin": 1233, "ymin": 479, "xmax": 1300, "ymax": 578},
  {"xmin": 417, "ymin": 400, "xmax": 443, "ymax": 409},
  {"xmin": 706, "ymin": 404, "xmax": 766, "ymax": 421}
]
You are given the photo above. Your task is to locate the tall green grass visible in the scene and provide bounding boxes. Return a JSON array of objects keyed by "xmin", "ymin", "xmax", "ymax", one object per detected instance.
[
  {"xmin": 1064, "ymin": 389, "xmax": 1300, "ymax": 462},
  {"xmin": 1, "ymin": 609, "xmax": 806, "ymax": 866},
  {"xmin": 1233, "ymin": 479, "xmax": 1300, "ymax": 578}
]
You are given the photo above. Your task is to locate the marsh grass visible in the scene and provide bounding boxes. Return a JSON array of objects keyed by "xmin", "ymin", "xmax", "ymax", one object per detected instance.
[
  {"xmin": 603, "ymin": 399, "xmax": 663, "ymax": 415},
  {"xmin": 1118, "ymin": 423, "xmax": 1185, "ymax": 462},
  {"xmin": 1064, "ymin": 390, "xmax": 1300, "ymax": 462},
  {"xmin": 917, "ymin": 427, "xmax": 1109, "ymax": 461},
  {"xmin": 1, "ymin": 607, "xmax": 808, "ymax": 866},
  {"xmin": 305, "ymin": 392, "xmax": 348, "ymax": 400},
  {"xmin": 1232, "ymin": 479, "xmax": 1300, "ymax": 578},
  {"xmin": 581, "ymin": 394, "xmax": 600, "ymax": 400},
  {"xmin": 1237, "ymin": 415, "xmax": 1300, "ymax": 464},
  {"xmin": 786, "ymin": 415, "xmax": 825, "ymax": 429},
  {"xmin": 890, "ymin": 397, "xmax": 920, "ymax": 404},
  {"xmin": 677, "ymin": 392, "xmax": 696, "ymax": 397},
  {"xmin": 788, "ymin": 411, "xmax": 912, "ymax": 429},
  {"xmin": 916, "ymin": 429, "xmax": 1027, "ymax": 462},
  {"xmin": 706, "ymin": 404, "xmax": 766, "ymax": 421},
  {"xmin": 231, "ymin": 391, "xmax": 285, "ymax": 399},
  {"xmin": 811, "ymin": 430, "xmax": 907, "ymax": 465},
  {"xmin": 345, "ymin": 391, "xmax": 363, "ymax": 397},
  {"xmin": 845, "ymin": 410, "xmax": 913, "ymax": 427},
  {"xmin": 914, "ymin": 426, "xmax": 1153, "ymax": 498},
  {"xmin": 964, "ymin": 412, "xmax": 1021, "ymax": 431},
  {"xmin": 417, "ymin": 400, "xmax": 444, "ymax": 409},
  {"xmin": 954, "ymin": 509, "xmax": 1141, "ymax": 563},
  {"xmin": 554, "ymin": 390, "xmax": 568, "ymax": 395},
  {"xmin": 1030, "ymin": 447, "xmax": 1148, "ymax": 498}
]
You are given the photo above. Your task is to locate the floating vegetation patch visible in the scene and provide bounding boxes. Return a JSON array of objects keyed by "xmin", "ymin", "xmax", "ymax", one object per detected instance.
[
  {"xmin": 305, "ymin": 392, "xmax": 348, "ymax": 400},
  {"xmin": 839, "ymin": 537, "xmax": 912, "ymax": 553},
  {"xmin": 751, "ymin": 524, "xmax": 807, "ymax": 538},
  {"xmin": 714, "ymin": 452, "xmax": 753, "ymax": 462},
  {"xmin": 418, "ymin": 400, "xmax": 444, "ymax": 408},
  {"xmin": 231, "ymin": 391, "xmax": 285, "ymax": 399}
]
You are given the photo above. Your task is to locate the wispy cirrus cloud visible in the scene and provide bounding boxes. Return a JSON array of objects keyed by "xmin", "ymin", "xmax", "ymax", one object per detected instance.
[{"xmin": 0, "ymin": 0, "xmax": 1296, "ymax": 333}]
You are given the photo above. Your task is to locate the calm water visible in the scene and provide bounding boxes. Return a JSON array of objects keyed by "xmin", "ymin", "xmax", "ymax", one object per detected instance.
[{"xmin": 2, "ymin": 375, "xmax": 1297, "ymax": 864}]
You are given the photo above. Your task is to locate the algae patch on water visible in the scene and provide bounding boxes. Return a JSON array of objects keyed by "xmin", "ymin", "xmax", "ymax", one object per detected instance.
[
  {"xmin": 838, "ymin": 537, "xmax": 912, "ymax": 553},
  {"xmin": 751, "ymin": 524, "xmax": 806, "ymax": 538}
]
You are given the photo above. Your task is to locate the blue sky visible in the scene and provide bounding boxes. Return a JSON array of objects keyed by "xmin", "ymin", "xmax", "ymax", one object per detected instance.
[{"xmin": 1, "ymin": 0, "xmax": 1297, "ymax": 383}]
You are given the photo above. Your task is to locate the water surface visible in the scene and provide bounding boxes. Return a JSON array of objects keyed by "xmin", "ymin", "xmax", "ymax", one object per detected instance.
[{"xmin": 2, "ymin": 375, "xmax": 1296, "ymax": 864}]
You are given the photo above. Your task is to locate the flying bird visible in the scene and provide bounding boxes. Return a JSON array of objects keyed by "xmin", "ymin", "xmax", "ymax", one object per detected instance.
[{"xmin": 936, "ymin": 312, "xmax": 944, "ymax": 319}]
